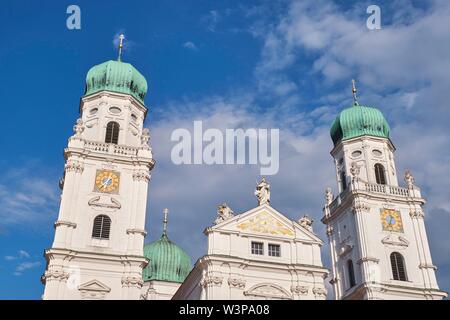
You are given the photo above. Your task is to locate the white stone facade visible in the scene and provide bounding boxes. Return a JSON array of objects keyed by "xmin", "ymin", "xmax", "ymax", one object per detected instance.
[
  {"xmin": 173, "ymin": 204, "xmax": 329, "ymax": 300},
  {"xmin": 323, "ymin": 135, "xmax": 447, "ymax": 300},
  {"xmin": 42, "ymin": 91, "xmax": 154, "ymax": 300}
]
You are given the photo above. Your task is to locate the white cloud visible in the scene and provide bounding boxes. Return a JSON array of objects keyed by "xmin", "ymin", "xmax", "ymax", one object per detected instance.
[
  {"xmin": 183, "ymin": 41, "xmax": 198, "ymax": 51},
  {"xmin": 14, "ymin": 261, "xmax": 41, "ymax": 276},
  {"xmin": 5, "ymin": 250, "xmax": 31, "ymax": 261},
  {"xmin": 202, "ymin": 10, "xmax": 220, "ymax": 32},
  {"xmin": 0, "ymin": 168, "xmax": 58, "ymax": 226}
]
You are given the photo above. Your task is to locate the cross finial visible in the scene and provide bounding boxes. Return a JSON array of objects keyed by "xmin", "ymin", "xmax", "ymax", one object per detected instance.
[
  {"xmin": 162, "ymin": 208, "xmax": 169, "ymax": 236},
  {"xmin": 118, "ymin": 34, "xmax": 125, "ymax": 62},
  {"xmin": 352, "ymin": 79, "xmax": 358, "ymax": 105}
]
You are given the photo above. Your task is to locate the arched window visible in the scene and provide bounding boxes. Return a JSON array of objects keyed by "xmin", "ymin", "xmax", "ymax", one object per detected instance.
[
  {"xmin": 390, "ymin": 252, "xmax": 407, "ymax": 281},
  {"xmin": 374, "ymin": 163, "xmax": 386, "ymax": 185},
  {"xmin": 105, "ymin": 121, "xmax": 120, "ymax": 144},
  {"xmin": 92, "ymin": 215, "xmax": 111, "ymax": 239},
  {"xmin": 340, "ymin": 171, "xmax": 347, "ymax": 191},
  {"xmin": 347, "ymin": 259, "xmax": 356, "ymax": 288}
]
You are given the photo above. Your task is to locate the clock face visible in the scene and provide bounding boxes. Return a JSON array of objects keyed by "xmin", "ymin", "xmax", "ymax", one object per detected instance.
[
  {"xmin": 94, "ymin": 170, "xmax": 120, "ymax": 194},
  {"xmin": 380, "ymin": 209, "xmax": 403, "ymax": 232}
]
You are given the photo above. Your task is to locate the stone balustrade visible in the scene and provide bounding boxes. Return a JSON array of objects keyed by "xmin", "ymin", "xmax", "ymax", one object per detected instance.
[
  {"xmin": 83, "ymin": 140, "xmax": 139, "ymax": 156},
  {"xmin": 327, "ymin": 181, "xmax": 416, "ymax": 214}
]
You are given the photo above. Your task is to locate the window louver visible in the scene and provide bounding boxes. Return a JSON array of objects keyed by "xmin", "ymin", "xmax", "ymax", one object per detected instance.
[
  {"xmin": 105, "ymin": 121, "xmax": 120, "ymax": 144},
  {"xmin": 390, "ymin": 252, "xmax": 407, "ymax": 281},
  {"xmin": 92, "ymin": 215, "xmax": 111, "ymax": 239}
]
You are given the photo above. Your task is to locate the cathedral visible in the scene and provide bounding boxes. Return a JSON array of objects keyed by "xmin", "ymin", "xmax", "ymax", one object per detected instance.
[{"xmin": 41, "ymin": 41, "xmax": 447, "ymax": 300}]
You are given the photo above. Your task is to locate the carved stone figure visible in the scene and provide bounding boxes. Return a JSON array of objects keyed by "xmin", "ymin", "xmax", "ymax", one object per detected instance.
[
  {"xmin": 405, "ymin": 170, "xmax": 414, "ymax": 189},
  {"xmin": 255, "ymin": 177, "xmax": 270, "ymax": 205},
  {"xmin": 73, "ymin": 118, "xmax": 84, "ymax": 136},
  {"xmin": 214, "ymin": 203, "xmax": 234, "ymax": 224},
  {"xmin": 299, "ymin": 215, "xmax": 314, "ymax": 232},
  {"xmin": 350, "ymin": 161, "xmax": 360, "ymax": 180},
  {"xmin": 325, "ymin": 187, "xmax": 333, "ymax": 205},
  {"xmin": 141, "ymin": 128, "xmax": 151, "ymax": 149}
]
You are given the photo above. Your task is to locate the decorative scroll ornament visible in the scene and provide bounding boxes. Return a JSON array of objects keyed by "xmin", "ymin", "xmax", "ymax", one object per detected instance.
[
  {"xmin": 409, "ymin": 208, "xmax": 424, "ymax": 219},
  {"xmin": 381, "ymin": 234, "xmax": 409, "ymax": 248},
  {"xmin": 404, "ymin": 170, "xmax": 415, "ymax": 189},
  {"xmin": 133, "ymin": 170, "xmax": 150, "ymax": 182},
  {"xmin": 237, "ymin": 212, "xmax": 294, "ymax": 236},
  {"xmin": 121, "ymin": 276, "xmax": 143, "ymax": 288},
  {"xmin": 313, "ymin": 287, "xmax": 327, "ymax": 297},
  {"xmin": 228, "ymin": 278, "xmax": 246, "ymax": 289},
  {"xmin": 42, "ymin": 270, "xmax": 70, "ymax": 283},
  {"xmin": 338, "ymin": 243, "xmax": 354, "ymax": 257},
  {"xmin": 291, "ymin": 285, "xmax": 309, "ymax": 295},
  {"xmin": 255, "ymin": 177, "xmax": 270, "ymax": 205},
  {"xmin": 65, "ymin": 160, "xmax": 84, "ymax": 173},
  {"xmin": 141, "ymin": 128, "xmax": 151, "ymax": 150},
  {"xmin": 73, "ymin": 118, "xmax": 84, "ymax": 136},
  {"xmin": 200, "ymin": 276, "xmax": 223, "ymax": 288},
  {"xmin": 88, "ymin": 196, "xmax": 121, "ymax": 209},
  {"xmin": 352, "ymin": 199, "xmax": 370, "ymax": 214},
  {"xmin": 298, "ymin": 215, "xmax": 314, "ymax": 232},
  {"xmin": 214, "ymin": 203, "xmax": 234, "ymax": 224}
]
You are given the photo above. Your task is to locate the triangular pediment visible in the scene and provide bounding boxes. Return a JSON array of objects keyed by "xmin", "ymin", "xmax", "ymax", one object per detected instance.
[
  {"xmin": 209, "ymin": 204, "xmax": 322, "ymax": 244},
  {"xmin": 78, "ymin": 279, "xmax": 111, "ymax": 292}
]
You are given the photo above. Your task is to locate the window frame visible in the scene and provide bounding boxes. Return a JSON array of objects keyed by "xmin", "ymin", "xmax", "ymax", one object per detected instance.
[
  {"xmin": 374, "ymin": 163, "xmax": 387, "ymax": 185},
  {"xmin": 390, "ymin": 252, "xmax": 407, "ymax": 281},
  {"xmin": 105, "ymin": 121, "xmax": 120, "ymax": 144},
  {"xmin": 347, "ymin": 259, "xmax": 356, "ymax": 288},
  {"xmin": 268, "ymin": 243, "xmax": 281, "ymax": 257},
  {"xmin": 251, "ymin": 241, "xmax": 264, "ymax": 255}
]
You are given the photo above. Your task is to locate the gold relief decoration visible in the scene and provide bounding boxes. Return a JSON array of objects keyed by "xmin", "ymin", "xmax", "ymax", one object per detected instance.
[{"xmin": 236, "ymin": 212, "xmax": 294, "ymax": 236}]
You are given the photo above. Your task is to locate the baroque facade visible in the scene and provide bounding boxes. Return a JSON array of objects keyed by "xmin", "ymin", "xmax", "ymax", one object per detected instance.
[
  {"xmin": 321, "ymin": 83, "xmax": 447, "ymax": 300},
  {"xmin": 41, "ymin": 47, "xmax": 446, "ymax": 300}
]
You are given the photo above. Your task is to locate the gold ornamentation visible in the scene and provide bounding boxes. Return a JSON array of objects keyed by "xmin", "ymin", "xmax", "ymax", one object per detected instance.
[
  {"xmin": 380, "ymin": 208, "xmax": 403, "ymax": 232},
  {"xmin": 94, "ymin": 170, "xmax": 120, "ymax": 194},
  {"xmin": 237, "ymin": 212, "xmax": 294, "ymax": 236}
]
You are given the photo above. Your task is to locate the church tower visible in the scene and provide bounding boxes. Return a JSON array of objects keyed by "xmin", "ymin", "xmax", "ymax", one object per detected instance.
[
  {"xmin": 322, "ymin": 81, "xmax": 447, "ymax": 300},
  {"xmin": 42, "ymin": 36, "xmax": 155, "ymax": 300}
]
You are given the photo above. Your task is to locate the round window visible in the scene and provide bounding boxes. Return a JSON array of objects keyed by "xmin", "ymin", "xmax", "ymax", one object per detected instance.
[
  {"xmin": 89, "ymin": 108, "xmax": 98, "ymax": 115},
  {"xmin": 109, "ymin": 106, "xmax": 121, "ymax": 114},
  {"xmin": 351, "ymin": 150, "xmax": 362, "ymax": 158},
  {"xmin": 372, "ymin": 149, "xmax": 382, "ymax": 157}
]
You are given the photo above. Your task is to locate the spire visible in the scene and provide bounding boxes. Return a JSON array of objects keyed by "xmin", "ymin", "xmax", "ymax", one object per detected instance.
[
  {"xmin": 352, "ymin": 79, "xmax": 359, "ymax": 106},
  {"xmin": 118, "ymin": 34, "xmax": 125, "ymax": 62},
  {"xmin": 162, "ymin": 208, "xmax": 169, "ymax": 236}
]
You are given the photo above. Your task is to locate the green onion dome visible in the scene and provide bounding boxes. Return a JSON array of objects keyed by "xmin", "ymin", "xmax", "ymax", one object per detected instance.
[
  {"xmin": 84, "ymin": 60, "xmax": 147, "ymax": 104},
  {"xmin": 330, "ymin": 102, "xmax": 390, "ymax": 146},
  {"xmin": 143, "ymin": 234, "xmax": 191, "ymax": 283}
]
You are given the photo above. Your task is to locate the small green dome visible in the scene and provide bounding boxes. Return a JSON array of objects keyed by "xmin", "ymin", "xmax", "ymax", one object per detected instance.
[
  {"xmin": 84, "ymin": 60, "xmax": 147, "ymax": 104},
  {"xmin": 143, "ymin": 234, "xmax": 191, "ymax": 283},
  {"xmin": 330, "ymin": 103, "xmax": 390, "ymax": 146}
]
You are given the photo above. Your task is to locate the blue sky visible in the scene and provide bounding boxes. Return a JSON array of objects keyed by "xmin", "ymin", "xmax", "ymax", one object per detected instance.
[{"xmin": 1, "ymin": 0, "xmax": 450, "ymax": 299}]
